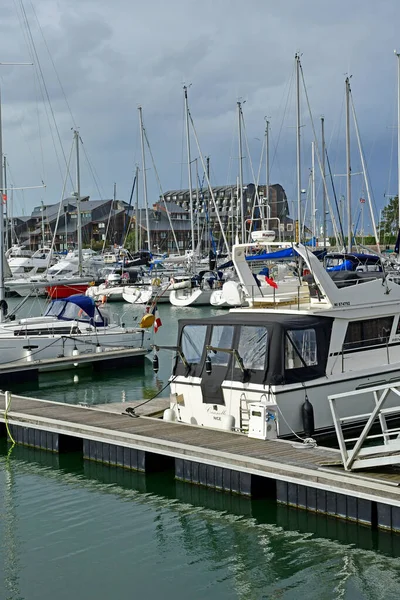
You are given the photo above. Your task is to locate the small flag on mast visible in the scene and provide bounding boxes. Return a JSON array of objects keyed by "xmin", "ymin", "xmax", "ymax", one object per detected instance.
[{"xmin": 151, "ymin": 304, "xmax": 162, "ymax": 333}]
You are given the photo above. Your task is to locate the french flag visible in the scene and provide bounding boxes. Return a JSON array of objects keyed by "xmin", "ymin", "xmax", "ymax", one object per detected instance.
[
  {"xmin": 151, "ymin": 305, "xmax": 162, "ymax": 333},
  {"xmin": 265, "ymin": 276, "xmax": 278, "ymax": 289}
]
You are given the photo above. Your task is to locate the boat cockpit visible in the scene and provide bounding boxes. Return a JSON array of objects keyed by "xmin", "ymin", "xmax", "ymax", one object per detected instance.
[
  {"xmin": 171, "ymin": 313, "xmax": 333, "ymax": 403},
  {"xmin": 44, "ymin": 295, "xmax": 108, "ymax": 327}
]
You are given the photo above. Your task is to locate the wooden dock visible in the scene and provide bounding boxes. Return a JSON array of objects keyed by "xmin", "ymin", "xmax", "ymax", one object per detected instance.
[
  {"xmin": 1, "ymin": 393, "xmax": 400, "ymax": 532},
  {"xmin": 0, "ymin": 347, "xmax": 148, "ymax": 383}
]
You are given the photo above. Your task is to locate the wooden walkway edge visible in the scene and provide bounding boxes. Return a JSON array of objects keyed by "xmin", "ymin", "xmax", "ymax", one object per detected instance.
[{"xmin": 1, "ymin": 393, "xmax": 400, "ymax": 531}]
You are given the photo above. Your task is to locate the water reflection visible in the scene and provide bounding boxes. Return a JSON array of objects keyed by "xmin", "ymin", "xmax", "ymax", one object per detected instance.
[
  {"xmin": 2, "ymin": 442, "xmax": 400, "ymax": 599},
  {"xmin": 0, "ymin": 454, "xmax": 22, "ymax": 600}
]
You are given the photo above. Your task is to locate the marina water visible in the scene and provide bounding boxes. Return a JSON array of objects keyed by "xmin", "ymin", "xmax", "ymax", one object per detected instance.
[{"xmin": 1, "ymin": 299, "xmax": 400, "ymax": 599}]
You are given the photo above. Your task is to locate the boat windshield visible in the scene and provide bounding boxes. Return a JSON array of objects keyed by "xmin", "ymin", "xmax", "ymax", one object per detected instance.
[
  {"xmin": 45, "ymin": 300, "xmax": 67, "ymax": 318},
  {"xmin": 181, "ymin": 324, "xmax": 207, "ymax": 364},
  {"xmin": 44, "ymin": 299, "xmax": 105, "ymax": 325},
  {"xmin": 209, "ymin": 325, "xmax": 234, "ymax": 366},
  {"xmin": 238, "ymin": 326, "xmax": 268, "ymax": 370}
]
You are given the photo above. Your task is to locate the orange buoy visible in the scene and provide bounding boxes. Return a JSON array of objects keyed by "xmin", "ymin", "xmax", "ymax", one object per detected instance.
[{"xmin": 140, "ymin": 313, "xmax": 155, "ymax": 328}]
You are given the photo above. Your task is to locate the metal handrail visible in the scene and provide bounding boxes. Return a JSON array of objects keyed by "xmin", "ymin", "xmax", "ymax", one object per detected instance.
[{"xmin": 329, "ymin": 382, "xmax": 400, "ymax": 471}]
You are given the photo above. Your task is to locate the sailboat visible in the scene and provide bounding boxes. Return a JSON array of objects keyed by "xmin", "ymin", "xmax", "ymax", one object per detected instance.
[
  {"xmin": 0, "ymin": 106, "xmax": 153, "ymax": 367},
  {"xmin": 169, "ymin": 87, "xmax": 231, "ymax": 308}
]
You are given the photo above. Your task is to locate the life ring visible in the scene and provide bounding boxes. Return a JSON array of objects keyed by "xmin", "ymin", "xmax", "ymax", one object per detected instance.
[{"xmin": 152, "ymin": 278, "xmax": 161, "ymax": 287}]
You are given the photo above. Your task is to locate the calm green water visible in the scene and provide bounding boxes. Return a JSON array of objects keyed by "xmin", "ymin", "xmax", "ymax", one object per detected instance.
[
  {"xmin": 1, "ymin": 299, "xmax": 400, "ymax": 599},
  {"xmin": 1, "ymin": 442, "xmax": 400, "ymax": 600}
]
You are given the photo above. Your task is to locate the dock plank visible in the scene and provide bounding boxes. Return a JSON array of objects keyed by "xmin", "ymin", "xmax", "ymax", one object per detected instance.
[{"xmin": 3, "ymin": 393, "xmax": 400, "ymax": 511}]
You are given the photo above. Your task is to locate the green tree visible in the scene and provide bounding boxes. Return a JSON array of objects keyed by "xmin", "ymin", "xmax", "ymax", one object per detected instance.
[
  {"xmin": 124, "ymin": 230, "xmax": 136, "ymax": 251},
  {"xmin": 380, "ymin": 196, "xmax": 399, "ymax": 236}
]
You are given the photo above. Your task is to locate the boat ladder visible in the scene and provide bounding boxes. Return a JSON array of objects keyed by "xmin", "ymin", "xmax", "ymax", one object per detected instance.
[{"xmin": 239, "ymin": 393, "xmax": 250, "ymax": 432}]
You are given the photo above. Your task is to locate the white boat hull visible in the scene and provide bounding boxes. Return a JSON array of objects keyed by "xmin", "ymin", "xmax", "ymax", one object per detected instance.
[
  {"xmin": 122, "ymin": 287, "xmax": 152, "ymax": 305},
  {"xmin": 0, "ymin": 327, "xmax": 151, "ymax": 366},
  {"xmin": 170, "ymin": 360, "xmax": 400, "ymax": 439},
  {"xmin": 169, "ymin": 288, "xmax": 213, "ymax": 307}
]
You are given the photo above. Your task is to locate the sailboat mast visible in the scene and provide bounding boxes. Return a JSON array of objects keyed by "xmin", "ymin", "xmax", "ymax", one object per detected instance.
[
  {"xmin": 74, "ymin": 129, "xmax": 83, "ymax": 276},
  {"xmin": 321, "ymin": 117, "xmax": 327, "ymax": 247},
  {"xmin": 10, "ymin": 185, "xmax": 14, "ymax": 246},
  {"xmin": 0, "ymin": 90, "xmax": 5, "ymax": 322},
  {"xmin": 295, "ymin": 53, "xmax": 302, "ymax": 242},
  {"xmin": 3, "ymin": 156, "xmax": 8, "ymax": 252},
  {"xmin": 135, "ymin": 165, "xmax": 139, "ymax": 253},
  {"xmin": 184, "ymin": 86, "xmax": 196, "ymax": 255},
  {"xmin": 311, "ymin": 141, "xmax": 316, "ymax": 245},
  {"xmin": 237, "ymin": 101, "xmax": 245, "ymax": 242},
  {"xmin": 195, "ymin": 158, "xmax": 200, "ymax": 253},
  {"xmin": 397, "ymin": 52, "xmax": 400, "ymax": 237},
  {"xmin": 138, "ymin": 106, "xmax": 151, "ymax": 253},
  {"xmin": 41, "ymin": 200, "xmax": 45, "ymax": 247},
  {"xmin": 265, "ymin": 119, "xmax": 270, "ymax": 230},
  {"xmin": 345, "ymin": 77, "xmax": 352, "ymax": 252}
]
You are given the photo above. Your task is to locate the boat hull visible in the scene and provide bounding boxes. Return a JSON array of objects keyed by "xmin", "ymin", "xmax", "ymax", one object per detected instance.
[
  {"xmin": 170, "ymin": 362, "xmax": 400, "ymax": 440},
  {"xmin": 47, "ymin": 284, "xmax": 89, "ymax": 299},
  {"xmin": 169, "ymin": 288, "xmax": 213, "ymax": 307},
  {"xmin": 0, "ymin": 327, "xmax": 152, "ymax": 367}
]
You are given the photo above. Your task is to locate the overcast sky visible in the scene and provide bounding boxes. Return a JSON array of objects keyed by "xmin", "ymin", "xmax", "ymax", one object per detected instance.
[{"xmin": 0, "ymin": 0, "xmax": 399, "ymax": 234}]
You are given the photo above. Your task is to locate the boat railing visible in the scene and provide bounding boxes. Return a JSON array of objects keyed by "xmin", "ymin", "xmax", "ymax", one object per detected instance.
[
  {"xmin": 329, "ymin": 381, "xmax": 400, "ymax": 470},
  {"xmin": 339, "ymin": 335, "xmax": 392, "ymax": 372},
  {"xmin": 329, "ymin": 273, "xmax": 385, "ymax": 288},
  {"xmin": 246, "ymin": 282, "xmax": 310, "ymax": 310}
]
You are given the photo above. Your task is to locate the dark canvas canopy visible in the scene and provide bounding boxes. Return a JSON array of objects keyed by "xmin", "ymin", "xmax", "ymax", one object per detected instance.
[
  {"xmin": 174, "ymin": 312, "xmax": 333, "ymax": 402},
  {"xmin": 44, "ymin": 294, "xmax": 107, "ymax": 327}
]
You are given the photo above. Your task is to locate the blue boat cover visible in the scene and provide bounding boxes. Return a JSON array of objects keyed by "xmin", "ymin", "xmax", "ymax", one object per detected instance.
[
  {"xmin": 65, "ymin": 294, "xmax": 96, "ymax": 318},
  {"xmin": 245, "ymin": 247, "xmax": 295, "ymax": 261}
]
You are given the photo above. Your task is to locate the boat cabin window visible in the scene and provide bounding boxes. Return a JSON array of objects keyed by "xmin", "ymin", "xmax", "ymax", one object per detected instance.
[
  {"xmin": 343, "ymin": 316, "xmax": 394, "ymax": 351},
  {"xmin": 209, "ymin": 325, "xmax": 234, "ymax": 366},
  {"xmin": 23, "ymin": 267, "xmax": 34, "ymax": 273},
  {"xmin": 285, "ymin": 328, "xmax": 317, "ymax": 369},
  {"xmin": 181, "ymin": 324, "xmax": 207, "ymax": 364},
  {"xmin": 325, "ymin": 257, "xmax": 352, "ymax": 270},
  {"xmin": 238, "ymin": 326, "xmax": 268, "ymax": 370}
]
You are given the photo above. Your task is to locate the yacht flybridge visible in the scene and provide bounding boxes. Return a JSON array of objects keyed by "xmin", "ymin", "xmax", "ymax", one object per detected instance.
[{"xmin": 159, "ymin": 241, "xmax": 400, "ymax": 440}]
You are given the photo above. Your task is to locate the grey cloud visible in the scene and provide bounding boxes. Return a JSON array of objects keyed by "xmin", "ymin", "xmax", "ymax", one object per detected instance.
[{"xmin": 0, "ymin": 0, "xmax": 397, "ymax": 233}]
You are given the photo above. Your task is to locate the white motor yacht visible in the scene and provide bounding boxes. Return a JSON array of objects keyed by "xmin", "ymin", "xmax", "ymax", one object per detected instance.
[
  {"xmin": 157, "ymin": 241, "xmax": 400, "ymax": 441},
  {"xmin": 8, "ymin": 246, "xmax": 55, "ymax": 279}
]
